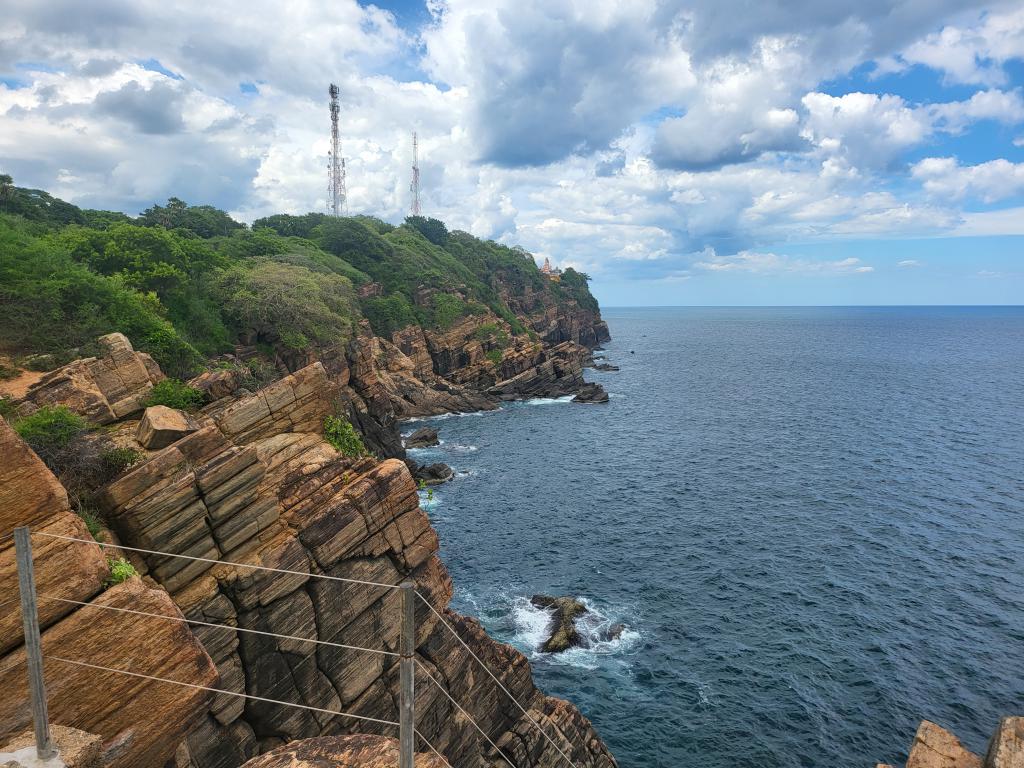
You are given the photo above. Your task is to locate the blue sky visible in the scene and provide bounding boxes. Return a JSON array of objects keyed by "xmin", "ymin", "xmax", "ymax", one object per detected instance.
[{"xmin": 1, "ymin": 0, "xmax": 1022, "ymax": 305}]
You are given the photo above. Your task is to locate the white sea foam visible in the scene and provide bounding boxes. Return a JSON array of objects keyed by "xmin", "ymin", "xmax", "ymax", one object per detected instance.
[
  {"xmin": 448, "ymin": 443, "xmax": 478, "ymax": 452},
  {"xmin": 508, "ymin": 595, "xmax": 641, "ymax": 670},
  {"xmin": 519, "ymin": 395, "xmax": 575, "ymax": 406}
]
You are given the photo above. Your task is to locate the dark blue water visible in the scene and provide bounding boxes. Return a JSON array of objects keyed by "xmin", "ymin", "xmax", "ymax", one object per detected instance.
[{"xmin": 407, "ymin": 307, "xmax": 1024, "ymax": 768}]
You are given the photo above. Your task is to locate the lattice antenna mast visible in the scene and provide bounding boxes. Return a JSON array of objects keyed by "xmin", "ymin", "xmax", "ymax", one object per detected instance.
[
  {"xmin": 410, "ymin": 131, "xmax": 421, "ymax": 217},
  {"xmin": 328, "ymin": 84, "xmax": 347, "ymax": 216}
]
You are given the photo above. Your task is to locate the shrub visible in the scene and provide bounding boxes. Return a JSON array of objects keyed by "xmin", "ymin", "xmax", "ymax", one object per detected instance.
[
  {"xmin": 323, "ymin": 415, "xmax": 367, "ymax": 457},
  {"xmin": 145, "ymin": 378, "xmax": 205, "ymax": 410},
  {"xmin": 14, "ymin": 406, "xmax": 87, "ymax": 456},
  {"xmin": 100, "ymin": 446, "xmax": 141, "ymax": 476},
  {"xmin": 486, "ymin": 349, "xmax": 503, "ymax": 365},
  {"xmin": 0, "ymin": 362, "xmax": 18, "ymax": 380},
  {"xmin": 106, "ymin": 557, "xmax": 137, "ymax": 586},
  {"xmin": 431, "ymin": 293, "xmax": 467, "ymax": 329},
  {"xmin": 0, "ymin": 396, "xmax": 16, "ymax": 420}
]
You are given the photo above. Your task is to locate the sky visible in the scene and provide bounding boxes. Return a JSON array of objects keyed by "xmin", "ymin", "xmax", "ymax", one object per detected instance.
[{"xmin": 1, "ymin": 1, "xmax": 1023, "ymax": 306}]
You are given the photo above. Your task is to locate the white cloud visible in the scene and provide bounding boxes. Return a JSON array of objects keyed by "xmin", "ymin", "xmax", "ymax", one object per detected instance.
[
  {"xmin": 898, "ymin": 259, "xmax": 923, "ymax": 267},
  {"xmin": 912, "ymin": 157, "xmax": 1024, "ymax": 202},
  {"xmin": 694, "ymin": 250, "xmax": 874, "ymax": 275},
  {"xmin": 896, "ymin": 7, "xmax": 1024, "ymax": 86}
]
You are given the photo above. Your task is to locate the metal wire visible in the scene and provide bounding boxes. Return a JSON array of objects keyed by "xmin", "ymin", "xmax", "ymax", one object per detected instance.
[
  {"xmin": 32, "ymin": 531, "xmax": 401, "ymax": 590},
  {"xmin": 416, "ymin": 592, "xmax": 579, "ymax": 768},
  {"xmin": 35, "ymin": 593, "xmax": 399, "ymax": 658},
  {"xmin": 44, "ymin": 655, "xmax": 400, "ymax": 728},
  {"xmin": 415, "ymin": 658, "xmax": 516, "ymax": 768}
]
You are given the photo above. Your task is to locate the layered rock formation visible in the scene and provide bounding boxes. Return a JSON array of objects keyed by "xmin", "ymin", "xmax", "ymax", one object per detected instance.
[
  {"xmin": 16, "ymin": 333, "xmax": 163, "ymax": 425},
  {"xmin": 1, "ymin": 349, "xmax": 617, "ymax": 768},
  {"xmin": 0, "ymin": 420, "xmax": 218, "ymax": 768}
]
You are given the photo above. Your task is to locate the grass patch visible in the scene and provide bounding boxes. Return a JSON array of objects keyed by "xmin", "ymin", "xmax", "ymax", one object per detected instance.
[{"xmin": 14, "ymin": 405, "xmax": 87, "ymax": 455}]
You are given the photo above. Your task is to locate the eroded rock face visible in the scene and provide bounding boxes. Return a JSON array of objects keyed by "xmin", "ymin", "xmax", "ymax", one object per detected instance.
[
  {"xmin": 240, "ymin": 734, "xmax": 448, "ymax": 768},
  {"xmin": 18, "ymin": 333, "xmax": 163, "ymax": 424}
]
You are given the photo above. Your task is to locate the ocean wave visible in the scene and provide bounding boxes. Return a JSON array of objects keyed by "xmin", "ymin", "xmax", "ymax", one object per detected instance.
[{"xmin": 509, "ymin": 595, "xmax": 641, "ymax": 670}]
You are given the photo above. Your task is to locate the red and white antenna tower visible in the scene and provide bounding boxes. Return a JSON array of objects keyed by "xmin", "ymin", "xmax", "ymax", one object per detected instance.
[
  {"xmin": 410, "ymin": 131, "xmax": 421, "ymax": 216},
  {"xmin": 328, "ymin": 84, "xmax": 347, "ymax": 216}
]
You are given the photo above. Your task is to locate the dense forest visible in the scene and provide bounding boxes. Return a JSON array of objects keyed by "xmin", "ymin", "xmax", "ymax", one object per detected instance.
[{"xmin": 0, "ymin": 176, "xmax": 598, "ymax": 379}]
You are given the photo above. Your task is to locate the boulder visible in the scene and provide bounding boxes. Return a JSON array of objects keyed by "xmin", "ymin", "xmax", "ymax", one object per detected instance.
[
  {"xmin": 531, "ymin": 594, "xmax": 588, "ymax": 653},
  {"xmin": 592, "ymin": 362, "xmax": 620, "ymax": 371},
  {"xmin": 19, "ymin": 333, "xmax": 163, "ymax": 425},
  {"xmin": 188, "ymin": 368, "xmax": 245, "ymax": 401},
  {"xmin": 985, "ymin": 717, "xmax": 1024, "ymax": 768},
  {"xmin": 405, "ymin": 426, "xmax": 439, "ymax": 448},
  {"xmin": 136, "ymin": 405, "xmax": 200, "ymax": 449},
  {"xmin": 572, "ymin": 382, "xmax": 609, "ymax": 404},
  {"xmin": 240, "ymin": 734, "xmax": 448, "ymax": 768},
  {"xmin": 410, "ymin": 461, "xmax": 453, "ymax": 486},
  {"xmin": 906, "ymin": 721, "xmax": 982, "ymax": 768}
]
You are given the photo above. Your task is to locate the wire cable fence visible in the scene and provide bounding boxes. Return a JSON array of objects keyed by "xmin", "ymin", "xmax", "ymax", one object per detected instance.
[{"xmin": 3, "ymin": 525, "xmax": 580, "ymax": 768}]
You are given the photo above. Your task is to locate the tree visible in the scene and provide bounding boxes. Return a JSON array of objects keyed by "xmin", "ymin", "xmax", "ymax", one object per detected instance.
[
  {"xmin": 140, "ymin": 197, "xmax": 244, "ymax": 237},
  {"xmin": 404, "ymin": 215, "xmax": 449, "ymax": 246}
]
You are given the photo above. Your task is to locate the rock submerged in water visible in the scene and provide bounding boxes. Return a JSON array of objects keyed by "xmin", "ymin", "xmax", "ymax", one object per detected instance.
[
  {"xmin": 405, "ymin": 426, "xmax": 439, "ymax": 448},
  {"xmin": 405, "ymin": 458, "xmax": 453, "ymax": 486},
  {"xmin": 592, "ymin": 362, "xmax": 620, "ymax": 372},
  {"xmin": 532, "ymin": 595, "xmax": 588, "ymax": 652},
  {"xmin": 572, "ymin": 382, "xmax": 609, "ymax": 403}
]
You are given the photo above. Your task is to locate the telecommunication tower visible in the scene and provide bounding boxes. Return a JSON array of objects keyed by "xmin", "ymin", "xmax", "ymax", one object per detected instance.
[
  {"xmin": 410, "ymin": 131, "xmax": 421, "ymax": 217},
  {"xmin": 328, "ymin": 84, "xmax": 347, "ymax": 216}
]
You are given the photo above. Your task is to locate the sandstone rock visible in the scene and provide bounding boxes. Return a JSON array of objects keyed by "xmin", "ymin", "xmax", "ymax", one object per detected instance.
[
  {"xmin": 985, "ymin": 717, "xmax": 1024, "ymax": 768},
  {"xmin": 0, "ymin": 725, "xmax": 103, "ymax": 768},
  {"xmin": 19, "ymin": 333, "xmax": 163, "ymax": 425},
  {"xmin": 405, "ymin": 426, "xmax": 439, "ymax": 448},
  {"xmin": 240, "ymin": 734, "xmax": 448, "ymax": 768},
  {"xmin": 531, "ymin": 595, "xmax": 588, "ymax": 653},
  {"xmin": 0, "ymin": 580, "xmax": 218, "ymax": 768},
  {"xmin": 907, "ymin": 721, "xmax": 982, "ymax": 768},
  {"xmin": 572, "ymin": 382, "xmax": 609, "ymax": 403},
  {"xmin": 136, "ymin": 405, "xmax": 200, "ymax": 449},
  {"xmin": 189, "ymin": 368, "xmax": 245, "ymax": 401},
  {"xmin": 0, "ymin": 421, "xmax": 108, "ymax": 656}
]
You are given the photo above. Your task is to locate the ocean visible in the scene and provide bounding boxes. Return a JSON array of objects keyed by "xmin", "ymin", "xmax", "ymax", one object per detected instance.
[{"xmin": 407, "ymin": 306, "xmax": 1024, "ymax": 768}]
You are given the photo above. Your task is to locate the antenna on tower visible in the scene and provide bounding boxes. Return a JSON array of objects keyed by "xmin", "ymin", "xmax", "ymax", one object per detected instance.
[
  {"xmin": 328, "ymin": 84, "xmax": 347, "ymax": 216},
  {"xmin": 410, "ymin": 131, "xmax": 421, "ymax": 217}
]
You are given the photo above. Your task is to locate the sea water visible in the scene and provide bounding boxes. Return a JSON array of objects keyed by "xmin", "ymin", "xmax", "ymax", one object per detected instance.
[{"xmin": 408, "ymin": 306, "xmax": 1024, "ymax": 768}]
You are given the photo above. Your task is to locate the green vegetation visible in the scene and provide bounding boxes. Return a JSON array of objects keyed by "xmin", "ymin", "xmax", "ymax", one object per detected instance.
[
  {"xmin": 78, "ymin": 506, "xmax": 105, "ymax": 541},
  {"xmin": 100, "ymin": 446, "xmax": 142, "ymax": 476},
  {"xmin": 145, "ymin": 378, "xmax": 205, "ymax": 410},
  {"xmin": 0, "ymin": 362, "xmax": 18, "ymax": 380},
  {"xmin": 0, "ymin": 396, "xmax": 16, "ymax": 420},
  {"xmin": 0, "ymin": 177, "xmax": 601, "ymax": 383},
  {"xmin": 323, "ymin": 415, "xmax": 368, "ymax": 457},
  {"xmin": 14, "ymin": 406, "xmax": 87, "ymax": 455},
  {"xmin": 486, "ymin": 349, "xmax": 504, "ymax": 365},
  {"xmin": 106, "ymin": 557, "xmax": 138, "ymax": 586}
]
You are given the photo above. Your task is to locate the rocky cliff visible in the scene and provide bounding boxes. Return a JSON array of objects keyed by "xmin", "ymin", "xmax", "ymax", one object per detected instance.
[
  {"xmin": 0, "ymin": 336, "xmax": 617, "ymax": 768},
  {"xmin": 876, "ymin": 717, "xmax": 1023, "ymax": 768}
]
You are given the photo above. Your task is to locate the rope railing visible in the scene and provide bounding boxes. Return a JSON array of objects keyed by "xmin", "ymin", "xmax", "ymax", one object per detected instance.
[{"xmin": 5, "ymin": 525, "xmax": 581, "ymax": 768}]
